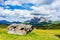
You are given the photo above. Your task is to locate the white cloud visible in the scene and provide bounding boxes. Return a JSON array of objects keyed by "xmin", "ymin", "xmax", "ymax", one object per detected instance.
[
  {"xmin": 0, "ymin": 7, "xmax": 4, "ymax": 11},
  {"xmin": 0, "ymin": 0, "xmax": 60, "ymax": 21},
  {"xmin": 19, "ymin": 0, "xmax": 53, "ymax": 6},
  {"xmin": 31, "ymin": 6, "xmax": 52, "ymax": 14},
  {"xmin": 19, "ymin": 0, "xmax": 45, "ymax": 4},
  {"xmin": 0, "ymin": 0, "xmax": 52, "ymax": 6},
  {"xmin": 30, "ymin": 0, "xmax": 60, "ymax": 21},
  {"xmin": 51, "ymin": 0, "xmax": 60, "ymax": 8},
  {"xmin": 0, "ymin": 7, "xmax": 34, "ymax": 22},
  {"xmin": 4, "ymin": 0, "xmax": 21, "ymax": 6}
]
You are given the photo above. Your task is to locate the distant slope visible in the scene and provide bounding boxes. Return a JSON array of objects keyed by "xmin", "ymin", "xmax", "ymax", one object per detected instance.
[{"xmin": 0, "ymin": 20, "xmax": 21, "ymax": 24}]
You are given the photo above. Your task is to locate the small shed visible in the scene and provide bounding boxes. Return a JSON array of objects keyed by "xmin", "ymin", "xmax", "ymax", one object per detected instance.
[{"xmin": 8, "ymin": 24, "xmax": 33, "ymax": 35}]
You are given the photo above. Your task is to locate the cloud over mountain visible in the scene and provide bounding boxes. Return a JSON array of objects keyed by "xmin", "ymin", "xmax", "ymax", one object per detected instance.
[{"xmin": 0, "ymin": 0, "xmax": 60, "ymax": 22}]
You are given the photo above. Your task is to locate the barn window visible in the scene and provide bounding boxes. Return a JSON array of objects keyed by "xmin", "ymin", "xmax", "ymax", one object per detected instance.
[
  {"xmin": 11, "ymin": 26, "xmax": 16, "ymax": 29},
  {"xmin": 20, "ymin": 28, "xmax": 24, "ymax": 30}
]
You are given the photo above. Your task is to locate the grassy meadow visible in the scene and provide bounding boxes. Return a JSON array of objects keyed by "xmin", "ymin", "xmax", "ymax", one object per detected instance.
[{"xmin": 0, "ymin": 24, "xmax": 60, "ymax": 40}]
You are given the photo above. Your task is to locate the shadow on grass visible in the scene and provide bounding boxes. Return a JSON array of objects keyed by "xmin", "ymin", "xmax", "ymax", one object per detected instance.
[{"xmin": 55, "ymin": 35, "xmax": 60, "ymax": 38}]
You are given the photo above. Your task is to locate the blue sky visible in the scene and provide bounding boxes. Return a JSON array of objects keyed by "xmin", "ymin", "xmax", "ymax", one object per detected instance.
[{"xmin": 0, "ymin": 0, "xmax": 60, "ymax": 22}]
